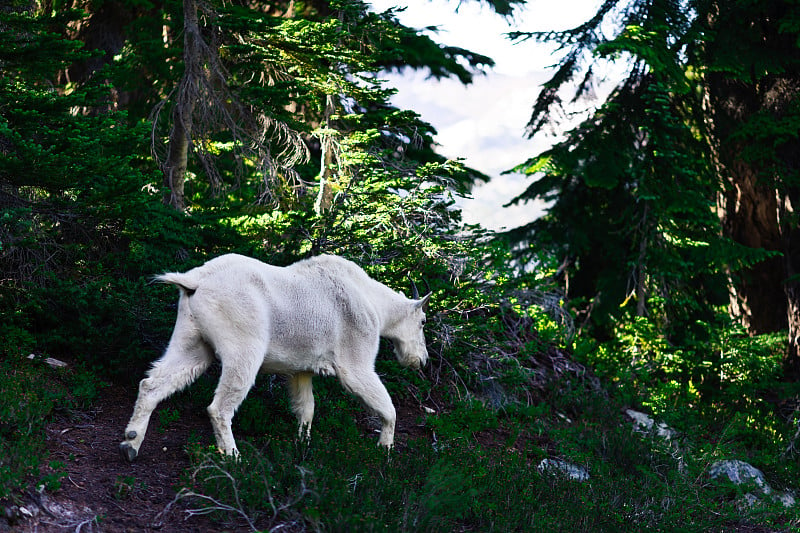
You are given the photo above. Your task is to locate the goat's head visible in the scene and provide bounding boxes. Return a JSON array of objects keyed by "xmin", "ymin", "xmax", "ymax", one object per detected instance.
[{"xmin": 391, "ymin": 293, "xmax": 432, "ymax": 369}]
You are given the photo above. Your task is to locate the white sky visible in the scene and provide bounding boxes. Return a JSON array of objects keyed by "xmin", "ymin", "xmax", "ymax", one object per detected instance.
[{"xmin": 369, "ymin": 0, "xmax": 608, "ymax": 230}]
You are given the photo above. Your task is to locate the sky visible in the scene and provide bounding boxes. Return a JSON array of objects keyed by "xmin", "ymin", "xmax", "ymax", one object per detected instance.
[{"xmin": 368, "ymin": 0, "xmax": 608, "ymax": 231}]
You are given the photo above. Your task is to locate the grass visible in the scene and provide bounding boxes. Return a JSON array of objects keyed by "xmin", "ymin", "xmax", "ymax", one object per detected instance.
[
  {"xmin": 173, "ymin": 377, "xmax": 800, "ymax": 532},
  {"xmin": 123, "ymin": 309, "xmax": 800, "ymax": 531}
]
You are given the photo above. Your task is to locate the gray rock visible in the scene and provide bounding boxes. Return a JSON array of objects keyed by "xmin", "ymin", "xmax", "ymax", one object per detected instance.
[
  {"xmin": 625, "ymin": 409, "xmax": 677, "ymax": 440},
  {"xmin": 709, "ymin": 460, "xmax": 770, "ymax": 492},
  {"xmin": 537, "ymin": 458, "xmax": 590, "ymax": 482},
  {"xmin": 709, "ymin": 459, "xmax": 795, "ymax": 508}
]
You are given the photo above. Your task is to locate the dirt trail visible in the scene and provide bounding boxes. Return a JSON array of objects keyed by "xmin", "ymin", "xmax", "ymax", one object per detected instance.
[{"xmin": 12, "ymin": 388, "xmax": 218, "ymax": 532}]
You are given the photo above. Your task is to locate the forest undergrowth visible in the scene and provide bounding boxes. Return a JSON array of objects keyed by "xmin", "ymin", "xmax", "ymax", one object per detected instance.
[{"xmin": 3, "ymin": 291, "xmax": 800, "ymax": 531}]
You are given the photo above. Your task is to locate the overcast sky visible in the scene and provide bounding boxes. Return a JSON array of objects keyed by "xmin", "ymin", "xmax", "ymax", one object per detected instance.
[{"xmin": 369, "ymin": 0, "xmax": 607, "ymax": 230}]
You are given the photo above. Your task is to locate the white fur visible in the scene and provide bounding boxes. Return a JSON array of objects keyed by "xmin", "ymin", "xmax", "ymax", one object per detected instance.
[{"xmin": 119, "ymin": 254, "xmax": 430, "ymax": 460}]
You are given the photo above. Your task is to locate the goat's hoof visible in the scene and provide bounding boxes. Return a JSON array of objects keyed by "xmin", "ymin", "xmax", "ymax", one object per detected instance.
[
  {"xmin": 125, "ymin": 430, "xmax": 137, "ymax": 440},
  {"xmin": 119, "ymin": 442, "xmax": 138, "ymax": 462}
]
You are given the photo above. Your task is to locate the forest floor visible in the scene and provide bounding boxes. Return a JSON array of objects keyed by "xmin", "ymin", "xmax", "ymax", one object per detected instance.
[
  {"xmin": 6, "ymin": 380, "xmax": 787, "ymax": 532},
  {"xmin": 11, "ymin": 383, "xmax": 428, "ymax": 532},
  {"xmin": 13, "ymin": 386, "xmax": 220, "ymax": 532}
]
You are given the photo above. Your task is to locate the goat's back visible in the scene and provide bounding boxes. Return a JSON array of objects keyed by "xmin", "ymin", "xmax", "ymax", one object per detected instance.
[{"xmin": 160, "ymin": 254, "xmax": 387, "ymax": 373}]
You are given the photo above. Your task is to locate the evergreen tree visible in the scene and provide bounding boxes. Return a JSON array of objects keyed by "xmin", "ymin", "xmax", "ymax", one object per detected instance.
[
  {"xmin": 35, "ymin": 0, "xmax": 502, "ymax": 212},
  {"xmin": 702, "ymin": 0, "xmax": 800, "ymax": 373},
  {"xmin": 0, "ymin": 0, "xmax": 511, "ymax": 373},
  {"xmin": 507, "ymin": 0, "xmax": 800, "ymax": 372}
]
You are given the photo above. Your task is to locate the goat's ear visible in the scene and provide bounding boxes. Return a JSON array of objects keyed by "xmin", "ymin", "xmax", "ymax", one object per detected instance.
[{"xmin": 414, "ymin": 292, "xmax": 432, "ymax": 310}]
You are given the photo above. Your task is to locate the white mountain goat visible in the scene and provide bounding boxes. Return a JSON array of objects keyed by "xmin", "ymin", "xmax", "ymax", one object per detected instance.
[{"xmin": 119, "ymin": 254, "xmax": 431, "ymax": 461}]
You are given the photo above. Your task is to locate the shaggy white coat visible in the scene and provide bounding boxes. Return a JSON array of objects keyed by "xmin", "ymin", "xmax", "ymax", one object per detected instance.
[{"xmin": 120, "ymin": 253, "xmax": 430, "ymax": 460}]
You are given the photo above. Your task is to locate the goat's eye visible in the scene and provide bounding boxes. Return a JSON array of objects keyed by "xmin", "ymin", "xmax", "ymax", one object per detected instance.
[{"xmin": 421, "ymin": 318, "xmax": 426, "ymax": 325}]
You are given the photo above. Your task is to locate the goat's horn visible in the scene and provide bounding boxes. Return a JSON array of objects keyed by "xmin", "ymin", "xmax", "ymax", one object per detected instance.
[{"xmin": 407, "ymin": 273, "xmax": 420, "ymax": 299}]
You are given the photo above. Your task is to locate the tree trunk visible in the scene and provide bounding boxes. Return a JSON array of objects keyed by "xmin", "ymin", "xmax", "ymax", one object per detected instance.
[
  {"xmin": 162, "ymin": 0, "xmax": 200, "ymax": 212},
  {"xmin": 782, "ymin": 197, "xmax": 800, "ymax": 377},
  {"xmin": 314, "ymin": 94, "xmax": 337, "ymax": 215},
  {"xmin": 163, "ymin": 104, "xmax": 193, "ymax": 211},
  {"xmin": 785, "ymin": 263, "xmax": 800, "ymax": 377},
  {"xmin": 706, "ymin": 56, "xmax": 787, "ymax": 334},
  {"xmin": 716, "ymin": 153, "xmax": 786, "ymax": 334},
  {"xmin": 704, "ymin": 1, "xmax": 800, "ymax": 377}
]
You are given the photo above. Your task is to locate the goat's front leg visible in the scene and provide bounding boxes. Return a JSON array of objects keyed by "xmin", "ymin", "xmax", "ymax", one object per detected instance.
[{"xmin": 337, "ymin": 368, "xmax": 396, "ymax": 448}]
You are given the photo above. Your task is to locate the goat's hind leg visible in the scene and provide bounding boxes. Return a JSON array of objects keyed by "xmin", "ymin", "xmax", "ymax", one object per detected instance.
[
  {"xmin": 120, "ymin": 334, "xmax": 212, "ymax": 461},
  {"xmin": 289, "ymin": 372, "xmax": 315, "ymax": 440},
  {"xmin": 206, "ymin": 344, "xmax": 262, "ymax": 457}
]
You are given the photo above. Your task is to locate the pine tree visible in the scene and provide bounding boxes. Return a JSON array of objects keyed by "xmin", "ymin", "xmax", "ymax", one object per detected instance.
[{"xmin": 506, "ymin": 0, "xmax": 800, "ymax": 372}]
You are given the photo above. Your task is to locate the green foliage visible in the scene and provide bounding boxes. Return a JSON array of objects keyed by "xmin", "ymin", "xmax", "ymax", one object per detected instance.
[
  {"xmin": 503, "ymin": 0, "xmax": 800, "ymax": 377},
  {"xmin": 586, "ymin": 310, "xmax": 785, "ymax": 414},
  {"xmin": 505, "ymin": 68, "xmax": 743, "ymax": 339},
  {"xmin": 584, "ymin": 304, "xmax": 799, "ymax": 473},
  {"xmin": 113, "ymin": 475, "xmax": 144, "ymax": 501},
  {"xmin": 157, "ymin": 406, "xmax": 181, "ymax": 434},
  {"xmin": 0, "ymin": 355, "xmax": 99, "ymax": 498},
  {"xmin": 40, "ymin": 461, "xmax": 68, "ymax": 493},
  {"xmin": 175, "ymin": 383, "xmax": 798, "ymax": 531}
]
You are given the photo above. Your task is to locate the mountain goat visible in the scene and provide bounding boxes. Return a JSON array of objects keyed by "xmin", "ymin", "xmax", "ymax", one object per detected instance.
[{"xmin": 120, "ymin": 254, "xmax": 431, "ymax": 461}]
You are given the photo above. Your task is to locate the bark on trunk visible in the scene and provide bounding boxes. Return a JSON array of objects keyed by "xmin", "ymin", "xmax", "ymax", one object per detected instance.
[
  {"xmin": 704, "ymin": 2, "xmax": 800, "ymax": 377},
  {"xmin": 162, "ymin": 0, "xmax": 200, "ymax": 212},
  {"xmin": 163, "ymin": 104, "xmax": 193, "ymax": 211},
  {"xmin": 314, "ymin": 94, "xmax": 337, "ymax": 215},
  {"xmin": 707, "ymin": 68, "xmax": 787, "ymax": 335},
  {"xmin": 716, "ymin": 154, "xmax": 786, "ymax": 334},
  {"xmin": 785, "ymin": 276, "xmax": 800, "ymax": 378},
  {"xmin": 783, "ymin": 207, "xmax": 800, "ymax": 377}
]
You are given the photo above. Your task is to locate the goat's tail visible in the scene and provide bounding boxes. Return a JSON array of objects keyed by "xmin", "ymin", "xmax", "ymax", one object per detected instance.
[{"xmin": 154, "ymin": 272, "xmax": 200, "ymax": 296}]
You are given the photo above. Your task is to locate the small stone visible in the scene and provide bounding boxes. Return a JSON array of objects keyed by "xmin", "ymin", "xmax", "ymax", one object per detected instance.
[
  {"xmin": 44, "ymin": 357, "xmax": 67, "ymax": 368},
  {"xmin": 775, "ymin": 491, "xmax": 796, "ymax": 508},
  {"xmin": 625, "ymin": 409, "xmax": 677, "ymax": 440}
]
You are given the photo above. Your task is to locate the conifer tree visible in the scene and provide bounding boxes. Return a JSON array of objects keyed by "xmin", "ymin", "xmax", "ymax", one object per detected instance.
[{"xmin": 508, "ymin": 0, "xmax": 800, "ymax": 373}]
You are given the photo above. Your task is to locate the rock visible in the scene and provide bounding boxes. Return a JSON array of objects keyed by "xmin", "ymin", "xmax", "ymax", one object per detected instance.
[
  {"xmin": 27, "ymin": 353, "xmax": 68, "ymax": 369},
  {"xmin": 709, "ymin": 459, "xmax": 795, "ymax": 508},
  {"xmin": 709, "ymin": 460, "xmax": 770, "ymax": 492},
  {"xmin": 775, "ymin": 491, "xmax": 796, "ymax": 508},
  {"xmin": 625, "ymin": 409, "xmax": 677, "ymax": 440},
  {"xmin": 537, "ymin": 458, "xmax": 590, "ymax": 482}
]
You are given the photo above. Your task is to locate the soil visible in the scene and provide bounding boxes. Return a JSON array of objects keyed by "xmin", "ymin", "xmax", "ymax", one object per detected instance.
[{"xmin": 7, "ymin": 386, "xmax": 221, "ymax": 532}]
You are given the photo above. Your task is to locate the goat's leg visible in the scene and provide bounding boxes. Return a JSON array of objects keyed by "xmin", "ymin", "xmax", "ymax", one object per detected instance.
[
  {"xmin": 288, "ymin": 372, "xmax": 315, "ymax": 440},
  {"xmin": 207, "ymin": 348, "xmax": 262, "ymax": 457},
  {"xmin": 120, "ymin": 336, "xmax": 212, "ymax": 461},
  {"xmin": 337, "ymin": 368, "xmax": 397, "ymax": 448}
]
